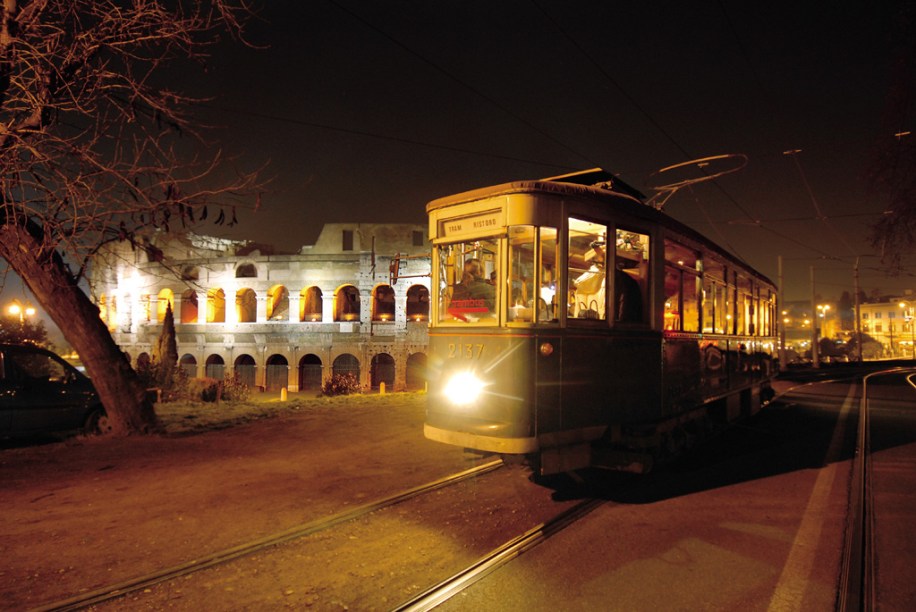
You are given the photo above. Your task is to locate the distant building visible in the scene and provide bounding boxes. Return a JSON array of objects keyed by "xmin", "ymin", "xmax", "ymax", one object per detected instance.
[
  {"xmin": 89, "ymin": 223, "xmax": 431, "ymax": 392},
  {"xmin": 860, "ymin": 291, "xmax": 916, "ymax": 358}
]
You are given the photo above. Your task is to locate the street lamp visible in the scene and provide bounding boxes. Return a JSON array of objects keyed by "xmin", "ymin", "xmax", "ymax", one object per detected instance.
[
  {"xmin": 900, "ymin": 301, "xmax": 916, "ymax": 360},
  {"xmin": 6, "ymin": 299, "xmax": 36, "ymax": 324}
]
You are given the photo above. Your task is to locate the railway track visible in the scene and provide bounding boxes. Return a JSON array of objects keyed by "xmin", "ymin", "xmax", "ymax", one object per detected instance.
[
  {"xmin": 393, "ymin": 496, "xmax": 606, "ymax": 611},
  {"xmin": 31, "ymin": 459, "xmax": 504, "ymax": 612},
  {"xmin": 837, "ymin": 367, "xmax": 914, "ymax": 611}
]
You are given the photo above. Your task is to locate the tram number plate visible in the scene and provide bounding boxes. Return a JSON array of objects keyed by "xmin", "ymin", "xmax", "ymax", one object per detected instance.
[{"xmin": 448, "ymin": 343, "xmax": 484, "ymax": 360}]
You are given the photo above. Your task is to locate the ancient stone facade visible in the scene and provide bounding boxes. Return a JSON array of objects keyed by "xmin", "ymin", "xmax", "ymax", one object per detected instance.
[{"xmin": 90, "ymin": 224, "xmax": 431, "ymax": 392}]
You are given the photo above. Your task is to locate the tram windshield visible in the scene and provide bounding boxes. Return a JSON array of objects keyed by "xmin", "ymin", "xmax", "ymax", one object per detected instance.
[{"xmin": 437, "ymin": 238, "xmax": 499, "ymax": 325}]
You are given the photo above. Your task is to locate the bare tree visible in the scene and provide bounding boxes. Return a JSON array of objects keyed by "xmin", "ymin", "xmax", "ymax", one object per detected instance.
[{"xmin": 0, "ymin": 1, "xmax": 261, "ymax": 434}]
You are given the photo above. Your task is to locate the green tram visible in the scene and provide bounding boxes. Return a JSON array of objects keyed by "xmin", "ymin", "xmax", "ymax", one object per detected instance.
[{"xmin": 423, "ymin": 169, "xmax": 778, "ymax": 475}]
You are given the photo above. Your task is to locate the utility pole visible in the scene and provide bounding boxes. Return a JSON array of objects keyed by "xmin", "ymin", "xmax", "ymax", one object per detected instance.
[
  {"xmin": 778, "ymin": 255, "xmax": 787, "ymax": 371},
  {"xmin": 854, "ymin": 258, "xmax": 863, "ymax": 364},
  {"xmin": 811, "ymin": 266, "xmax": 819, "ymax": 368}
]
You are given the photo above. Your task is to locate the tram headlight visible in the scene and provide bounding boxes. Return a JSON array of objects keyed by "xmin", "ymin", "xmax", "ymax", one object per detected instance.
[{"xmin": 443, "ymin": 371, "xmax": 488, "ymax": 406}]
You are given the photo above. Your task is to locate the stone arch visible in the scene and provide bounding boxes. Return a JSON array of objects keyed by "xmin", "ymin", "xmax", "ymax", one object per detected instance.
[
  {"xmin": 406, "ymin": 285, "xmax": 429, "ymax": 321},
  {"xmin": 234, "ymin": 354, "xmax": 257, "ymax": 389},
  {"xmin": 372, "ymin": 284, "xmax": 396, "ymax": 321},
  {"xmin": 157, "ymin": 289, "xmax": 174, "ymax": 323},
  {"xmin": 235, "ymin": 262, "xmax": 257, "ymax": 278},
  {"xmin": 300, "ymin": 286, "xmax": 323, "ymax": 322},
  {"xmin": 267, "ymin": 285, "xmax": 289, "ymax": 321},
  {"xmin": 236, "ymin": 288, "xmax": 257, "ymax": 323},
  {"xmin": 205, "ymin": 354, "xmax": 225, "ymax": 380},
  {"xmin": 406, "ymin": 352, "xmax": 427, "ymax": 390},
  {"xmin": 181, "ymin": 266, "xmax": 200, "ymax": 281},
  {"xmin": 298, "ymin": 354, "xmax": 323, "ymax": 391},
  {"xmin": 179, "ymin": 353, "xmax": 197, "ymax": 379},
  {"xmin": 207, "ymin": 288, "xmax": 226, "ymax": 323},
  {"xmin": 181, "ymin": 289, "xmax": 198, "ymax": 323},
  {"xmin": 334, "ymin": 285, "xmax": 360, "ymax": 322},
  {"xmin": 370, "ymin": 353, "xmax": 395, "ymax": 389},
  {"xmin": 265, "ymin": 354, "xmax": 289, "ymax": 391},
  {"xmin": 332, "ymin": 353, "xmax": 360, "ymax": 380}
]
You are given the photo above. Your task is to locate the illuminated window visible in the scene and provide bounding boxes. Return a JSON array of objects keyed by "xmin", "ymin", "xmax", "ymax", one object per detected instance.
[
  {"xmin": 157, "ymin": 289, "xmax": 174, "ymax": 323},
  {"xmin": 207, "ymin": 288, "xmax": 226, "ymax": 323},
  {"xmin": 406, "ymin": 285, "xmax": 429, "ymax": 321},
  {"xmin": 267, "ymin": 285, "xmax": 289, "ymax": 321},
  {"xmin": 181, "ymin": 289, "xmax": 198, "ymax": 324},
  {"xmin": 568, "ymin": 218, "xmax": 608, "ymax": 321},
  {"xmin": 236, "ymin": 289, "xmax": 257, "ymax": 323},
  {"xmin": 335, "ymin": 285, "xmax": 361, "ymax": 322},
  {"xmin": 373, "ymin": 285, "xmax": 396, "ymax": 321},
  {"xmin": 300, "ymin": 286, "xmax": 323, "ymax": 322}
]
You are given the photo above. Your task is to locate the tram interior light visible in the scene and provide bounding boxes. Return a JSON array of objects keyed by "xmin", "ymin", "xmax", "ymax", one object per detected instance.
[{"xmin": 443, "ymin": 371, "xmax": 487, "ymax": 406}]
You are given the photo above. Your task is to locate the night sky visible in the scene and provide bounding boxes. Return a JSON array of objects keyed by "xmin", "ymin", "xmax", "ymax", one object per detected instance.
[
  {"xmin": 187, "ymin": 1, "xmax": 912, "ymax": 303},
  {"xmin": 4, "ymin": 1, "xmax": 913, "ymax": 318}
]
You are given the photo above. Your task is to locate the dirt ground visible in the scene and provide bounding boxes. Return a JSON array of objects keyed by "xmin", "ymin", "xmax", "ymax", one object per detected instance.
[{"xmin": 0, "ymin": 391, "xmax": 496, "ymax": 609}]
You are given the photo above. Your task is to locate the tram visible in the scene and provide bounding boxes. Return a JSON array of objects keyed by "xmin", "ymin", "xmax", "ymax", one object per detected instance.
[{"xmin": 423, "ymin": 169, "xmax": 777, "ymax": 475}]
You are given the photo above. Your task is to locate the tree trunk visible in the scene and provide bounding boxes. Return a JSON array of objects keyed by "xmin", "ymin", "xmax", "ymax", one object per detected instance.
[{"xmin": 0, "ymin": 222, "xmax": 157, "ymax": 436}]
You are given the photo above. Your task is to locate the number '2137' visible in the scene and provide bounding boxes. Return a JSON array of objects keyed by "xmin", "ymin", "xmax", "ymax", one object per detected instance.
[{"xmin": 448, "ymin": 343, "xmax": 484, "ymax": 360}]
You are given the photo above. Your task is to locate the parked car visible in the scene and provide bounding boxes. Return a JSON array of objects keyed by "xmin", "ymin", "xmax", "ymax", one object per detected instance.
[{"xmin": 0, "ymin": 343, "xmax": 108, "ymax": 437}]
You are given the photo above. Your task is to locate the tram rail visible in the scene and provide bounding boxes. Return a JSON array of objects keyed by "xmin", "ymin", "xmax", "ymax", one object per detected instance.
[
  {"xmin": 30, "ymin": 459, "xmax": 503, "ymax": 612},
  {"xmin": 837, "ymin": 367, "xmax": 913, "ymax": 612},
  {"xmin": 394, "ymin": 496, "xmax": 606, "ymax": 612}
]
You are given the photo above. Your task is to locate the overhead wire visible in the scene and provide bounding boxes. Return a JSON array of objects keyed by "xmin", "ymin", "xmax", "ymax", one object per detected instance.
[{"xmin": 324, "ymin": 0, "xmax": 600, "ymax": 170}]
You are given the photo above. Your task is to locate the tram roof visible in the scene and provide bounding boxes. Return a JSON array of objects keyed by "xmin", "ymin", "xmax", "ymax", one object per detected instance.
[{"xmin": 426, "ymin": 169, "xmax": 776, "ymax": 289}]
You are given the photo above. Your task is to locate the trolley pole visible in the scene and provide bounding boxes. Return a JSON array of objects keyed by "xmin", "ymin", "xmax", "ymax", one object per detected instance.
[
  {"xmin": 854, "ymin": 258, "xmax": 863, "ymax": 364},
  {"xmin": 811, "ymin": 266, "xmax": 819, "ymax": 368}
]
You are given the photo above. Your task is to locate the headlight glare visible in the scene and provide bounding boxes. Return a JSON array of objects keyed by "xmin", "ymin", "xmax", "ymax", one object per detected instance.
[{"xmin": 443, "ymin": 371, "xmax": 487, "ymax": 406}]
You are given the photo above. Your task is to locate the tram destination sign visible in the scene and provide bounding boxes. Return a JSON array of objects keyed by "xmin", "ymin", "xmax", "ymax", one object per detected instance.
[{"xmin": 439, "ymin": 209, "xmax": 505, "ymax": 239}]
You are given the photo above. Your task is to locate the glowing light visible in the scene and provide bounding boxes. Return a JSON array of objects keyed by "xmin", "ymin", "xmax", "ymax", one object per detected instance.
[{"xmin": 443, "ymin": 371, "xmax": 488, "ymax": 406}]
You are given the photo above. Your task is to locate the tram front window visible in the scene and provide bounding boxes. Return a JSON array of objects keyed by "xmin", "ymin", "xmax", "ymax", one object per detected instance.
[{"xmin": 437, "ymin": 238, "xmax": 499, "ymax": 325}]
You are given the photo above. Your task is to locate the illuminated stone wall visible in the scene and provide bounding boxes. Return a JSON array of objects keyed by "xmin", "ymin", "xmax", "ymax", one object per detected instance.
[{"xmin": 90, "ymin": 224, "xmax": 431, "ymax": 392}]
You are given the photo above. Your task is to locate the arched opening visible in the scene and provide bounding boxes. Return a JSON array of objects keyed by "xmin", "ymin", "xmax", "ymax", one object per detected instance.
[
  {"xmin": 236, "ymin": 288, "xmax": 257, "ymax": 323},
  {"xmin": 332, "ymin": 353, "xmax": 360, "ymax": 381},
  {"xmin": 267, "ymin": 285, "xmax": 289, "ymax": 321},
  {"xmin": 156, "ymin": 289, "xmax": 174, "ymax": 323},
  {"xmin": 298, "ymin": 354, "xmax": 323, "ymax": 391},
  {"xmin": 235, "ymin": 263, "xmax": 257, "ymax": 278},
  {"xmin": 406, "ymin": 285, "xmax": 429, "ymax": 322},
  {"xmin": 181, "ymin": 289, "xmax": 198, "ymax": 324},
  {"xmin": 334, "ymin": 285, "xmax": 360, "ymax": 322},
  {"xmin": 372, "ymin": 284, "xmax": 396, "ymax": 321},
  {"xmin": 265, "ymin": 354, "xmax": 289, "ymax": 391},
  {"xmin": 300, "ymin": 286, "xmax": 323, "ymax": 322},
  {"xmin": 406, "ymin": 352, "xmax": 427, "ymax": 390},
  {"xmin": 181, "ymin": 266, "xmax": 200, "ymax": 281},
  {"xmin": 205, "ymin": 354, "xmax": 225, "ymax": 380},
  {"xmin": 207, "ymin": 288, "xmax": 226, "ymax": 323},
  {"xmin": 234, "ymin": 354, "xmax": 257, "ymax": 389},
  {"xmin": 370, "ymin": 353, "xmax": 395, "ymax": 389},
  {"xmin": 179, "ymin": 354, "xmax": 197, "ymax": 379}
]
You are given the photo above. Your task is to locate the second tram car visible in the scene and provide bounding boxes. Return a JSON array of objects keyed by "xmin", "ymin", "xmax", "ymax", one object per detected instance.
[{"xmin": 423, "ymin": 169, "xmax": 777, "ymax": 475}]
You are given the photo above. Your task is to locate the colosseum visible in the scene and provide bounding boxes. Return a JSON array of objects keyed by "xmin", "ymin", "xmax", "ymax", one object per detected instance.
[{"xmin": 90, "ymin": 223, "xmax": 431, "ymax": 393}]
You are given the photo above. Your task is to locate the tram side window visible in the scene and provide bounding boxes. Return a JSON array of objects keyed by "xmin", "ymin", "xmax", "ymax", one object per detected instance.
[
  {"xmin": 663, "ymin": 240, "xmax": 700, "ymax": 332},
  {"xmin": 568, "ymin": 218, "xmax": 608, "ymax": 320},
  {"xmin": 539, "ymin": 227, "xmax": 559, "ymax": 322},
  {"xmin": 436, "ymin": 239, "xmax": 499, "ymax": 325},
  {"xmin": 737, "ymin": 276, "xmax": 752, "ymax": 335},
  {"xmin": 508, "ymin": 226, "xmax": 559, "ymax": 323},
  {"xmin": 704, "ymin": 259, "xmax": 727, "ymax": 334},
  {"xmin": 614, "ymin": 228, "xmax": 649, "ymax": 324}
]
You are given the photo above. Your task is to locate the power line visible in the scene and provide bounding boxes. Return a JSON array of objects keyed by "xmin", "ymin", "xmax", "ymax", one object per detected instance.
[{"xmin": 325, "ymin": 0, "xmax": 600, "ymax": 169}]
